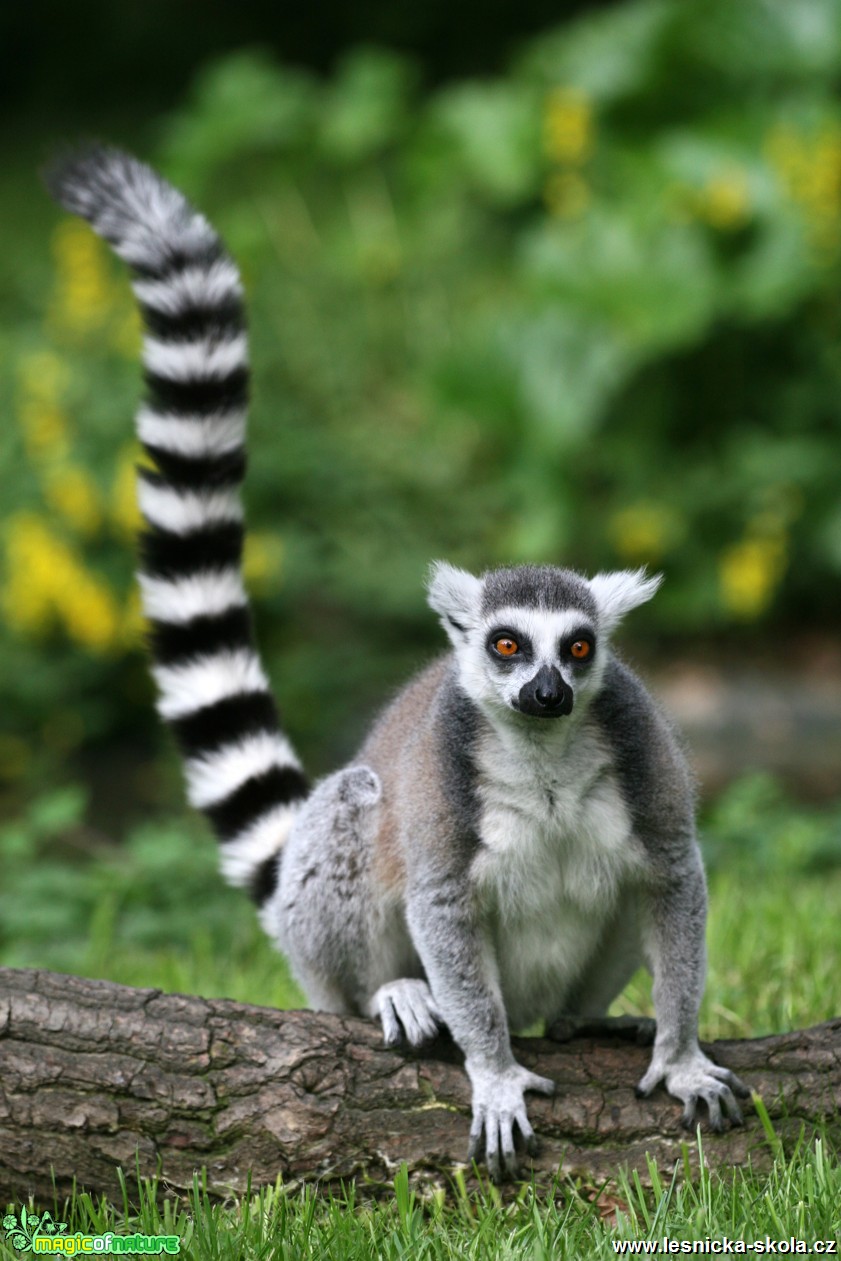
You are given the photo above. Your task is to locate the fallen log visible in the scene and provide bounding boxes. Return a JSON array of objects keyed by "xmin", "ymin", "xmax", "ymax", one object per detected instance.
[{"xmin": 1, "ymin": 967, "xmax": 839, "ymax": 1203}]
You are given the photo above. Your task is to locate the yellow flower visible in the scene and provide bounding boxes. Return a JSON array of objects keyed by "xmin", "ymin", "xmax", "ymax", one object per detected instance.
[
  {"xmin": 544, "ymin": 170, "xmax": 591, "ymax": 219},
  {"xmin": 119, "ymin": 587, "xmax": 148, "ymax": 649},
  {"xmin": 610, "ymin": 502, "xmax": 683, "ymax": 565},
  {"xmin": 766, "ymin": 122, "xmax": 841, "ymax": 259},
  {"xmin": 16, "ymin": 351, "xmax": 74, "ymax": 463},
  {"xmin": 16, "ymin": 350, "xmax": 70, "ymax": 403},
  {"xmin": 48, "ymin": 219, "xmax": 114, "ymax": 338},
  {"xmin": 111, "ymin": 305, "xmax": 142, "ymax": 359},
  {"xmin": 44, "ymin": 465, "xmax": 103, "ymax": 537},
  {"xmin": 110, "ymin": 444, "xmax": 143, "ymax": 538},
  {"xmin": 2, "ymin": 513, "xmax": 61, "ymax": 634},
  {"xmin": 17, "ymin": 400, "xmax": 71, "ymax": 461},
  {"xmin": 719, "ymin": 536, "xmax": 786, "ymax": 620},
  {"xmin": 244, "ymin": 531, "xmax": 284, "ymax": 594},
  {"xmin": 543, "ymin": 88, "xmax": 594, "ymax": 165},
  {"xmin": 698, "ymin": 170, "xmax": 751, "ymax": 232},
  {"xmin": 1, "ymin": 511, "xmax": 121, "ymax": 653},
  {"xmin": 669, "ymin": 170, "xmax": 752, "ymax": 232},
  {"xmin": 62, "ymin": 575, "xmax": 121, "ymax": 652}
]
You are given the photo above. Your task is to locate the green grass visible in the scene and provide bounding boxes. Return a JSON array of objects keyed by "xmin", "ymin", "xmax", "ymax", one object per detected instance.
[
  {"xmin": 3, "ymin": 1142, "xmax": 840, "ymax": 1260},
  {"xmin": 616, "ymin": 869, "xmax": 841, "ymax": 1040},
  {"xmin": 0, "ymin": 787, "xmax": 304, "ymax": 1009},
  {"xmin": 2, "ymin": 774, "xmax": 841, "ymax": 1255}
]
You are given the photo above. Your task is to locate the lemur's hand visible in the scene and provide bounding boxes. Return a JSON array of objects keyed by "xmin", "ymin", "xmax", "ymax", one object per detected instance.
[
  {"xmin": 369, "ymin": 978, "xmax": 442, "ymax": 1049},
  {"xmin": 636, "ymin": 1047, "xmax": 749, "ymax": 1131},
  {"xmin": 465, "ymin": 1060, "xmax": 555, "ymax": 1182}
]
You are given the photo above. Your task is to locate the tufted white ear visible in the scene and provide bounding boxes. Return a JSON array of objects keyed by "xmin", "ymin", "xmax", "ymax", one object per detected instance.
[
  {"xmin": 588, "ymin": 568, "xmax": 662, "ymax": 635},
  {"xmin": 426, "ymin": 561, "xmax": 483, "ymax": 645}
]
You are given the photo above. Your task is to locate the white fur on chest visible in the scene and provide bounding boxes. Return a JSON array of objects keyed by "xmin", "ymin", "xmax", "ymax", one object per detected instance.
[{"xmin": 472, "ymin": 718, "xmax": 642, "ymax": 1026}]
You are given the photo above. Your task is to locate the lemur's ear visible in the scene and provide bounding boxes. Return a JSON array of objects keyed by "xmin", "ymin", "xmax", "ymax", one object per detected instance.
[
  {"xmin": 588, "ymin": 568, "xmax": 662, "ymax": 635},
  {"xmin": 426, "ymin": 561, "xmax": 483, "ymax": 645}
]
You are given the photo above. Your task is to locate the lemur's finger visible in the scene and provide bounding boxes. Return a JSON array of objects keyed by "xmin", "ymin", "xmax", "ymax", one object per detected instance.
[
  {"xmin": 485, "ymin": 1119, "xmax": 502, "ymax": 1184},
  {"xmin": 378, "ymin": 999, "xmax": 402, "ymax": 1047},
  {"xmin": 709, "ymin": 1064, "xmax": 750, "ymax": 1098},
  {"xmin": 703, "ymin": 1091, "xmax": 725, "ymax": 1132},
  {"xmin": 515, "ymin": 1107, "xmax": 540, "ymax": 1156},
  {"xmin": 635, "ymin": 1065, "xmax": 663, "ymax": 1098},
  {"xmin": 719, "ymin": 1087, "xmax": 744, "ymax": 1126},
  {"xmin": 397, "ymin": 1004, "xmax": 426, "ymax": 1047},
  {"xmin": 500, "ymin": 1118, "xmax": 519, "ymax": 1180},
  {"xmin": 680, "ymin": 1095, "xmax": 699, "ymax": 1129},
  {"xmin": 524, "ymin": 1071, "xmax": 555, "ymax": 1096},
  {"xmin": 404, "ymin": 988, "xmax": 440, "ymax": 1044},
  {"xmin": 468, "ymin": 1108, "xmax": 486, "ymax": 1163}
]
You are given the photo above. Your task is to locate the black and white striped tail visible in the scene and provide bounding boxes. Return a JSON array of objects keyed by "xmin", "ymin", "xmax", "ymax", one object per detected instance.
[{"xmin": 45, "ymin": 146, "xmax": 309, "ymax": 905}]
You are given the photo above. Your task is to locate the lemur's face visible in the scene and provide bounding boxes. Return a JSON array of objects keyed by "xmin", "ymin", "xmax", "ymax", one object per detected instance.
[
  {"xmin": 480, "ymin": 606, "xmax": 598, "ymax": 719},
  {"xmin": 427, "ymin": 562, "xmax": 662, "ymax": 724}
]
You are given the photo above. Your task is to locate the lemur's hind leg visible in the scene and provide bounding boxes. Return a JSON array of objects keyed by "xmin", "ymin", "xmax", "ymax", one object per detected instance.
[
  {"xmin": 275, "ymin": 764, "xmax": 438, "ymax": 1047},
  {"xmin": 273, "ymin": 765, "xmax": 385, "ymax": 1011},
  {"xmin": 276, "ymin": 765, "xmax": 443, "ymax": 1046}
]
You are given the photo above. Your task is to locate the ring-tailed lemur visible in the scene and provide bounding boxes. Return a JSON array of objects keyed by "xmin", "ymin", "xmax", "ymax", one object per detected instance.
[{"xmin": 46, "ymin": 147, "xmax": 748, "ymax": 1182}]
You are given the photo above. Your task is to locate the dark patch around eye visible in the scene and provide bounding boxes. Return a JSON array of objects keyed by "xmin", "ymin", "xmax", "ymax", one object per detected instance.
[
  {"xmin": 486, "ymin": 628, "xmax": 532, "ymax": 662},
  {"xmin": 563, "ymin": 626, "xmax": 596, "ymax": 663}
]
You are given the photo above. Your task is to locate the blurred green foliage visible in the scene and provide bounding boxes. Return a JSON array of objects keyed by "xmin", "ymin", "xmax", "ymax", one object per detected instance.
[
  {"xmin": 0, "ymin": 784, "xmax": 303, "ymax": 1007},
  {"xmin": 3, "ymin": 0, "xmax": 841, "ymax": 811}
]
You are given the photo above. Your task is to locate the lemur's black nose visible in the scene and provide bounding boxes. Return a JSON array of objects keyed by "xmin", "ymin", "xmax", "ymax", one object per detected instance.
[
  {"xmin": 535, "ymin": 666, "xmax": 564, "ymax": 707},
  {"xmin": 518, "ymin": 665, "xmax": 573, "ymax": 718}
]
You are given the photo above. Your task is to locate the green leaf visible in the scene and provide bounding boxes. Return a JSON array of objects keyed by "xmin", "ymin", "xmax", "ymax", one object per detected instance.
[
  {"xmin": 672, "ymin": 0, "xmax": 841, "ymax": 84},
  {"xmin": 518, "ymin": 0, "xmax": 674, "ymax": 102},
  {"xmin": 506, "ymin": 309, "xmax": 633, "ymax": 450},
  {"xmin": 318, "ymin": 47, "xmax": 417, "ymax": 163},
  {"xmin": 431, "ymin": 82, "xmax": 541, "ymax": 204},
  {"xmin": 161, "ymin": 50, "xmax": 317, "ymax": 180},
  {"xmin": 28, "ymin": 785, "xmax": 87, "ymax": 838},
  {"xmin": 521, "ymin": 212, "xmax": 718, "ymax": 353}
]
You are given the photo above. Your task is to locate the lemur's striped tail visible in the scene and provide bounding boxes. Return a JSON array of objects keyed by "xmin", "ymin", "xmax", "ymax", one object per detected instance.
[{"xmin": 45, "ymin": 146, "xmax": 309, "ymax": 905}]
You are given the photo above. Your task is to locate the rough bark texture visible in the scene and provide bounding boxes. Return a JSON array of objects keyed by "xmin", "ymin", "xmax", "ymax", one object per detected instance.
[{"xmin": 1, "ymin": 968, "xmax": 839, "ymax": 1203}]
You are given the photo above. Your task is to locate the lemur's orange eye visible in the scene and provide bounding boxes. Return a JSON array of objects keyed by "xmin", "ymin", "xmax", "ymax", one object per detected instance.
[
  {"xmin": 494, "ymin": 637, "xmax": 519, "ymax": 658},
  {"xmin": 570, "ymin": 639, "xmax": 592, "ymax": 660}
]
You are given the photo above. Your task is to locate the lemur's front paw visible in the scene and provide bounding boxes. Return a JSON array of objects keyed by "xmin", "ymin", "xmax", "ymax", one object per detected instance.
[
  {"xmin": 369, "ymin": 979, "xmax": 442, "ymax": 1049},
  {"xmin": 636, "ymin": 1049, "xmax": 749, "ymax": 1132},
  {"xmin": 465, "ymin": 1062, "xmax": 555, "ymax": 1183}
]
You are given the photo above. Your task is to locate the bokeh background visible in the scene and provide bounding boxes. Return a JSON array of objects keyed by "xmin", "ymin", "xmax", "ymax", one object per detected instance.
[{"xmin": 1, "ymin": 0, "xmax": 840, "ymax": 1025}]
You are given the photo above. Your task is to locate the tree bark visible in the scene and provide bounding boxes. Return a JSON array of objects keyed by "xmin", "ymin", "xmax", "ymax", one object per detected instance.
[{"xmin": 1, "ymin": 967, "xmax": 839, "ymax": 1204}]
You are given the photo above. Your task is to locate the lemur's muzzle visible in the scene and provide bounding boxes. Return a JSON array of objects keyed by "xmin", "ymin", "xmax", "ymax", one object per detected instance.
[{"xmin": 517, "ymin": 665, "xmax": 573, "ymax": 718}]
